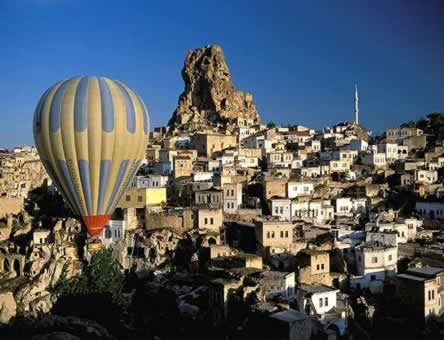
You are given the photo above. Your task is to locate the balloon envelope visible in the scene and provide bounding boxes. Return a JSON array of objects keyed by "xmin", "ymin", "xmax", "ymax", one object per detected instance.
[{"xmin": 33, "ymin": 76, "xmax": 149, "ymax": 236}]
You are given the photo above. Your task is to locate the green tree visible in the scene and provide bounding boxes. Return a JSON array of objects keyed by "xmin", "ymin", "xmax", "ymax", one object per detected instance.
[
  {"xmin": 266, "ymin": 121, "xmax": 276, "ymax": 128},
  {"xmin": 56, "ymin": 248, "xmax": 124, "ymax": 305}
]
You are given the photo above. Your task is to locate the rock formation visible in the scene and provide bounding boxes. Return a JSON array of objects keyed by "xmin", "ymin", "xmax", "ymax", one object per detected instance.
[
  {"xmin": 168, "ymin": 45, "xmax": 261, "ymax": 132},
  {"xmin": 0, "ymin": 291, "xmax": 16, "ymax": 323}
]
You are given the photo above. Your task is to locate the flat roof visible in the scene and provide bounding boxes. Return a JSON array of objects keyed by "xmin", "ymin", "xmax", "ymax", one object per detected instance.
[
  {"xmin": 299, "ymin": 284, "xmax": 338, "ymax": 294},
  {"xmin": 406, "ymin": 266, "xmax": 444, "ymax": 278},
  {"xmin": 397, "ymin": 273, "xmax": 427, "ymax": 282},
  {"xmin": 271, "ymin": 309, "xmax": 306, "ymax": 323}
]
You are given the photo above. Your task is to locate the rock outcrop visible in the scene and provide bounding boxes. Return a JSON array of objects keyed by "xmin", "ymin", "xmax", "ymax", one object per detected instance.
[
  {"xmin": 168, "ymin": 45, "xmax": 261, "ymax": 132},
  {"xmin": 0, "ymin": 291, "xmax": 16, "ymax": 324}
]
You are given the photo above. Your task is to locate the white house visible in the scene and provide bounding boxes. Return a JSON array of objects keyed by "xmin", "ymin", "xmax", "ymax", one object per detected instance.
[
  {"xmin": 287, "ymin": 181, "xmax": 314, "ymax": 198},
  {"xmin": 335, "ymin": 197, "xmax": 367, "ymax": 216},
  {"xmin": 237, "ymin": 155, "xmax": 259, "ymax": 168},
  {"xmin": 415, "ymin": 169, "xmax": 438, "ymax": 184},
  {"xmin": 416, "ymin": 201, "xmax": 444, "ymax": 219},
  {"xmin": 132, "ymin": 174, "xmax": 168, "ymax": 188},
  {"xmin": 99, "ymin": 220, "xmax": 126, "ymax": 248},
  {"xmin": 377, "ymin": 143, "xmax": 399, "ymax": 163},
  {"xmin": 301, "ymin": 166, "xmax": 321, "ymax": 178},
  {"xmin": 223, "ymin": 182, "xmax": 243, "ymax": 214},
  {"xmin": 350, "ymin": 245, "xmax": 397, "ymax": 293},
  {"xmin": 366, "ymin": 230, "xmax": 399, "ymax": 247},
  {"xmin": 361, "ymin": 152, "xmax": 387, "ymax": 168},
  {"xmin": 193, "ymin": 172, "xmax": 214, "ymax": 183},
  {"xmin": 296, "ymin": 284, "xmax": 340, "ymax": 317},
  {"xmin": 270, "ymin": 198, "xmax": 292, "ymax": 221},
  {"xmin": 401, "ymin": 217, "xmax": 422, "ymax": 240},
  {"xmin": 347, "ymin": 139, "xmax": 368, "ymax": 151}
]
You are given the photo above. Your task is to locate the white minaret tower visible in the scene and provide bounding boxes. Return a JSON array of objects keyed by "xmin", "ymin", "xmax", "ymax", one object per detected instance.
[{"xmin": 354, "ymin": 83, "xmax": 359, "ymax": 125}]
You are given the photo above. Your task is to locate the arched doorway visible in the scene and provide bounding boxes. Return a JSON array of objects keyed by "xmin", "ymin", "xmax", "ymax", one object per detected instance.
[
  {"xmin": 208, "ymin": 237, "xmax": 216, "ymax": 246},
  {"xmin": 4, "ymin": 258, "xmax": 10, "ymax": 272},
  {"xmin": 13, "ymin": 258, "xmax": 20, "ymax": 276}
]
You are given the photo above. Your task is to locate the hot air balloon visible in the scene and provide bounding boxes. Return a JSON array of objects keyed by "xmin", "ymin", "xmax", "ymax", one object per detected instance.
[{"xmin": 33, "ymin": 76, "xmax": 149, "ymax": 237}]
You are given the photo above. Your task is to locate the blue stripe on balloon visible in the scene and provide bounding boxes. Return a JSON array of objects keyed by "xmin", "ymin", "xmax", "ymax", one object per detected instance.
[
  {"xmin": 50, "ymin": 79, "xmax": 71, "ymax": 132},
  {"xmin": 59, "ymin": 160, "xmax": 82, "ymax": 214},
  {"xmin": 116, "ymin": 82, "xmax": 136, "ymax": 133},
  {"xmin": 112, "ymin": 159, "xmax": 141, "ymax": 210},
  {"xmin": 78, "ymin": 160, "xmax": 92, "ymax": 216},
  {"xmin": 34, "ymin": 88, "xmax": 51, "ymax": 134},
  {"xmin": 97, "ymin": 159, "xmax": 111, "ymax": 214},
  {"xmin": 43, "ymin": 160, "xmax": 77, "ymax": 215},
  {"xmin": 98, "ymin": 77, "xmax": 114, "ymax": 132},
  {"xmin": 106, "ymin": 160, "xmax": 129, "ymax": 213},
  {"xmin": 74, "ymin": 77, "xmax": 89, "ymax": 132},
  {"xmin": 138, "ymin": 96, "xmax": 149, "ymax": 133}
]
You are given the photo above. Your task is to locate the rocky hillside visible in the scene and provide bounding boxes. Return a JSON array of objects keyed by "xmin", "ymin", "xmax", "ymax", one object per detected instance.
[{"xmin": 168, "ymin": 45, "xmax": 261, "ymax": 132}]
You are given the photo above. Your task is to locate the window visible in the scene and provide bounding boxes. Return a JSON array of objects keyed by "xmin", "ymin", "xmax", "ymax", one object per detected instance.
[
  {"xmin": 285, "ymin": 231, "xmax": 289, "ymax": 238},
  {"xmin": 267, "ymin": 232, "xmax": 270, "ymax": 238},
  {"xmin": 321, "ymin": 264, "xmax": 324, "ymax": 270},
  {"xmin": 210, "ymin": 218, "xmax": 214, "ymax": 225},
  {"xmin": 324, "ymin": 297, "xmax": 328, "ymax": 306},
  {"xmin": 388, "ymin": 255, "xmax": 392, "ymax": 261},
  {"xmin": 204, "ymin": 218, "xmax": 208, "ymax": 224},
  {"xmin": 372, "ymin": 257, "xmax": 378, "ymax": 263},
  {"xmin": 319, "ymin": 298, "xmax": 323, "ymax": 307},
  {"xmin": 271, "ymin": 232, "xmax": 275, "ymax": 238},
  {"xmin": 432, "ymin": 290, "xmax": 435, "ymax": 300},
  {"xmin": 316, "ymin": 264, "xmax": 320, "ymax": 270},
  {"xmin": 137, "ymin": 196, "xmax": 143, "ymax": 202},
  {"xmin": 280, "ymin": 231, "xmax": 283, "ymax": 238},
  {"xmin": 126, "ymin": 195, "xmax": 131, "ymax": 201},
  {"xmin": 428, "ymin": 291, "xmax": 432, "ymax": 301},
  {"xmin": 370, "ymin": 275, "xmax": 376, "ymax": 281}
]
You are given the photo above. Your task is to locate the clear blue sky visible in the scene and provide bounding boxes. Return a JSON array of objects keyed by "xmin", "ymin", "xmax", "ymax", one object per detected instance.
[{"xmin": 1, "ymin": 0, "xmax": 443, "ymax": 147}]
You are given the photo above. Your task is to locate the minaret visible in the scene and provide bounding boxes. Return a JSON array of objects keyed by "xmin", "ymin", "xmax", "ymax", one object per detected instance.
[{"xmin": 354, "ymin": 83, "xmax": 359, "ymax": 125}]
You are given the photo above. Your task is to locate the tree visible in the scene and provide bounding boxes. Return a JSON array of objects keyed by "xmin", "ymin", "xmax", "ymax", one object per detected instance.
[
  {"xmin": 56, "ymin": 248, "xmax": 124, "ymax": 305},
  {"xmin": 266, "ymin": 121, "xmax": 276, "ymax": 128}
]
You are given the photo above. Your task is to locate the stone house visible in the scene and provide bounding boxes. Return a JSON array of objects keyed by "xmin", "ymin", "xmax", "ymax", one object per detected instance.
[
  {"xmin": 145, "ymin": 208, "xmax": 194, "ymax": 233},
  {"xmin": 295, "ymin": 249, "xmax": 332, "ymax": 286},
  {"xmin": 223, "ymin": 182, "xmax": 243, "ymax": 214},
  {"xmin": 196, "ymin": 207, "xmax": 223, "ymax": 233},
  {"xmin": 396, "ymin": 266, "xmax": 444, "ymax": 323},
  {"xmin": 145, "ymin": 144, "xmax": 161, "ymax": 162},
  {"xmin": 350, "ymin": 245, "xmax": 397, "ymax": 293},
  {"xmin": 173, "ymin": 155, "xmax": 193, "ymax": 178},
  {"xmin": 248, "ymin": 270, "xmax": 296, "ymax": 301},
  {"xmin": 190, "ymin": 133, "xmax": 237, "ymax": 157},
  {"xmin": 194, "ymin": 187, "xmax": 223, "ymax": 207},
  {"xmin": 255, "ymin": 219, "xmax": 293, "ymax": 257},
  {"xmin": 263, "ymin": 177, "xmax": 288, "ymax": 201}
]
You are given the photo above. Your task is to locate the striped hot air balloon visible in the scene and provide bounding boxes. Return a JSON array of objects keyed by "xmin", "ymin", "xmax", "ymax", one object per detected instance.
[{"xmin": 33, "ymin": 76, "xmax": 149, "ymax": 236}]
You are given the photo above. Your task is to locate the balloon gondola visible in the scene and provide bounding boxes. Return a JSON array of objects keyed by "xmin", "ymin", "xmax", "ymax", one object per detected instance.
[{"xmin": 33, "ymin": 76, "xmax": 149, "ymax": 237}]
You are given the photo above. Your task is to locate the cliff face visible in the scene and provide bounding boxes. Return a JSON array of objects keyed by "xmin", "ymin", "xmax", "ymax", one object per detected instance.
[{"xmin": 168, "ymin": 45, "xmax": 260, "ymax": 131}]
